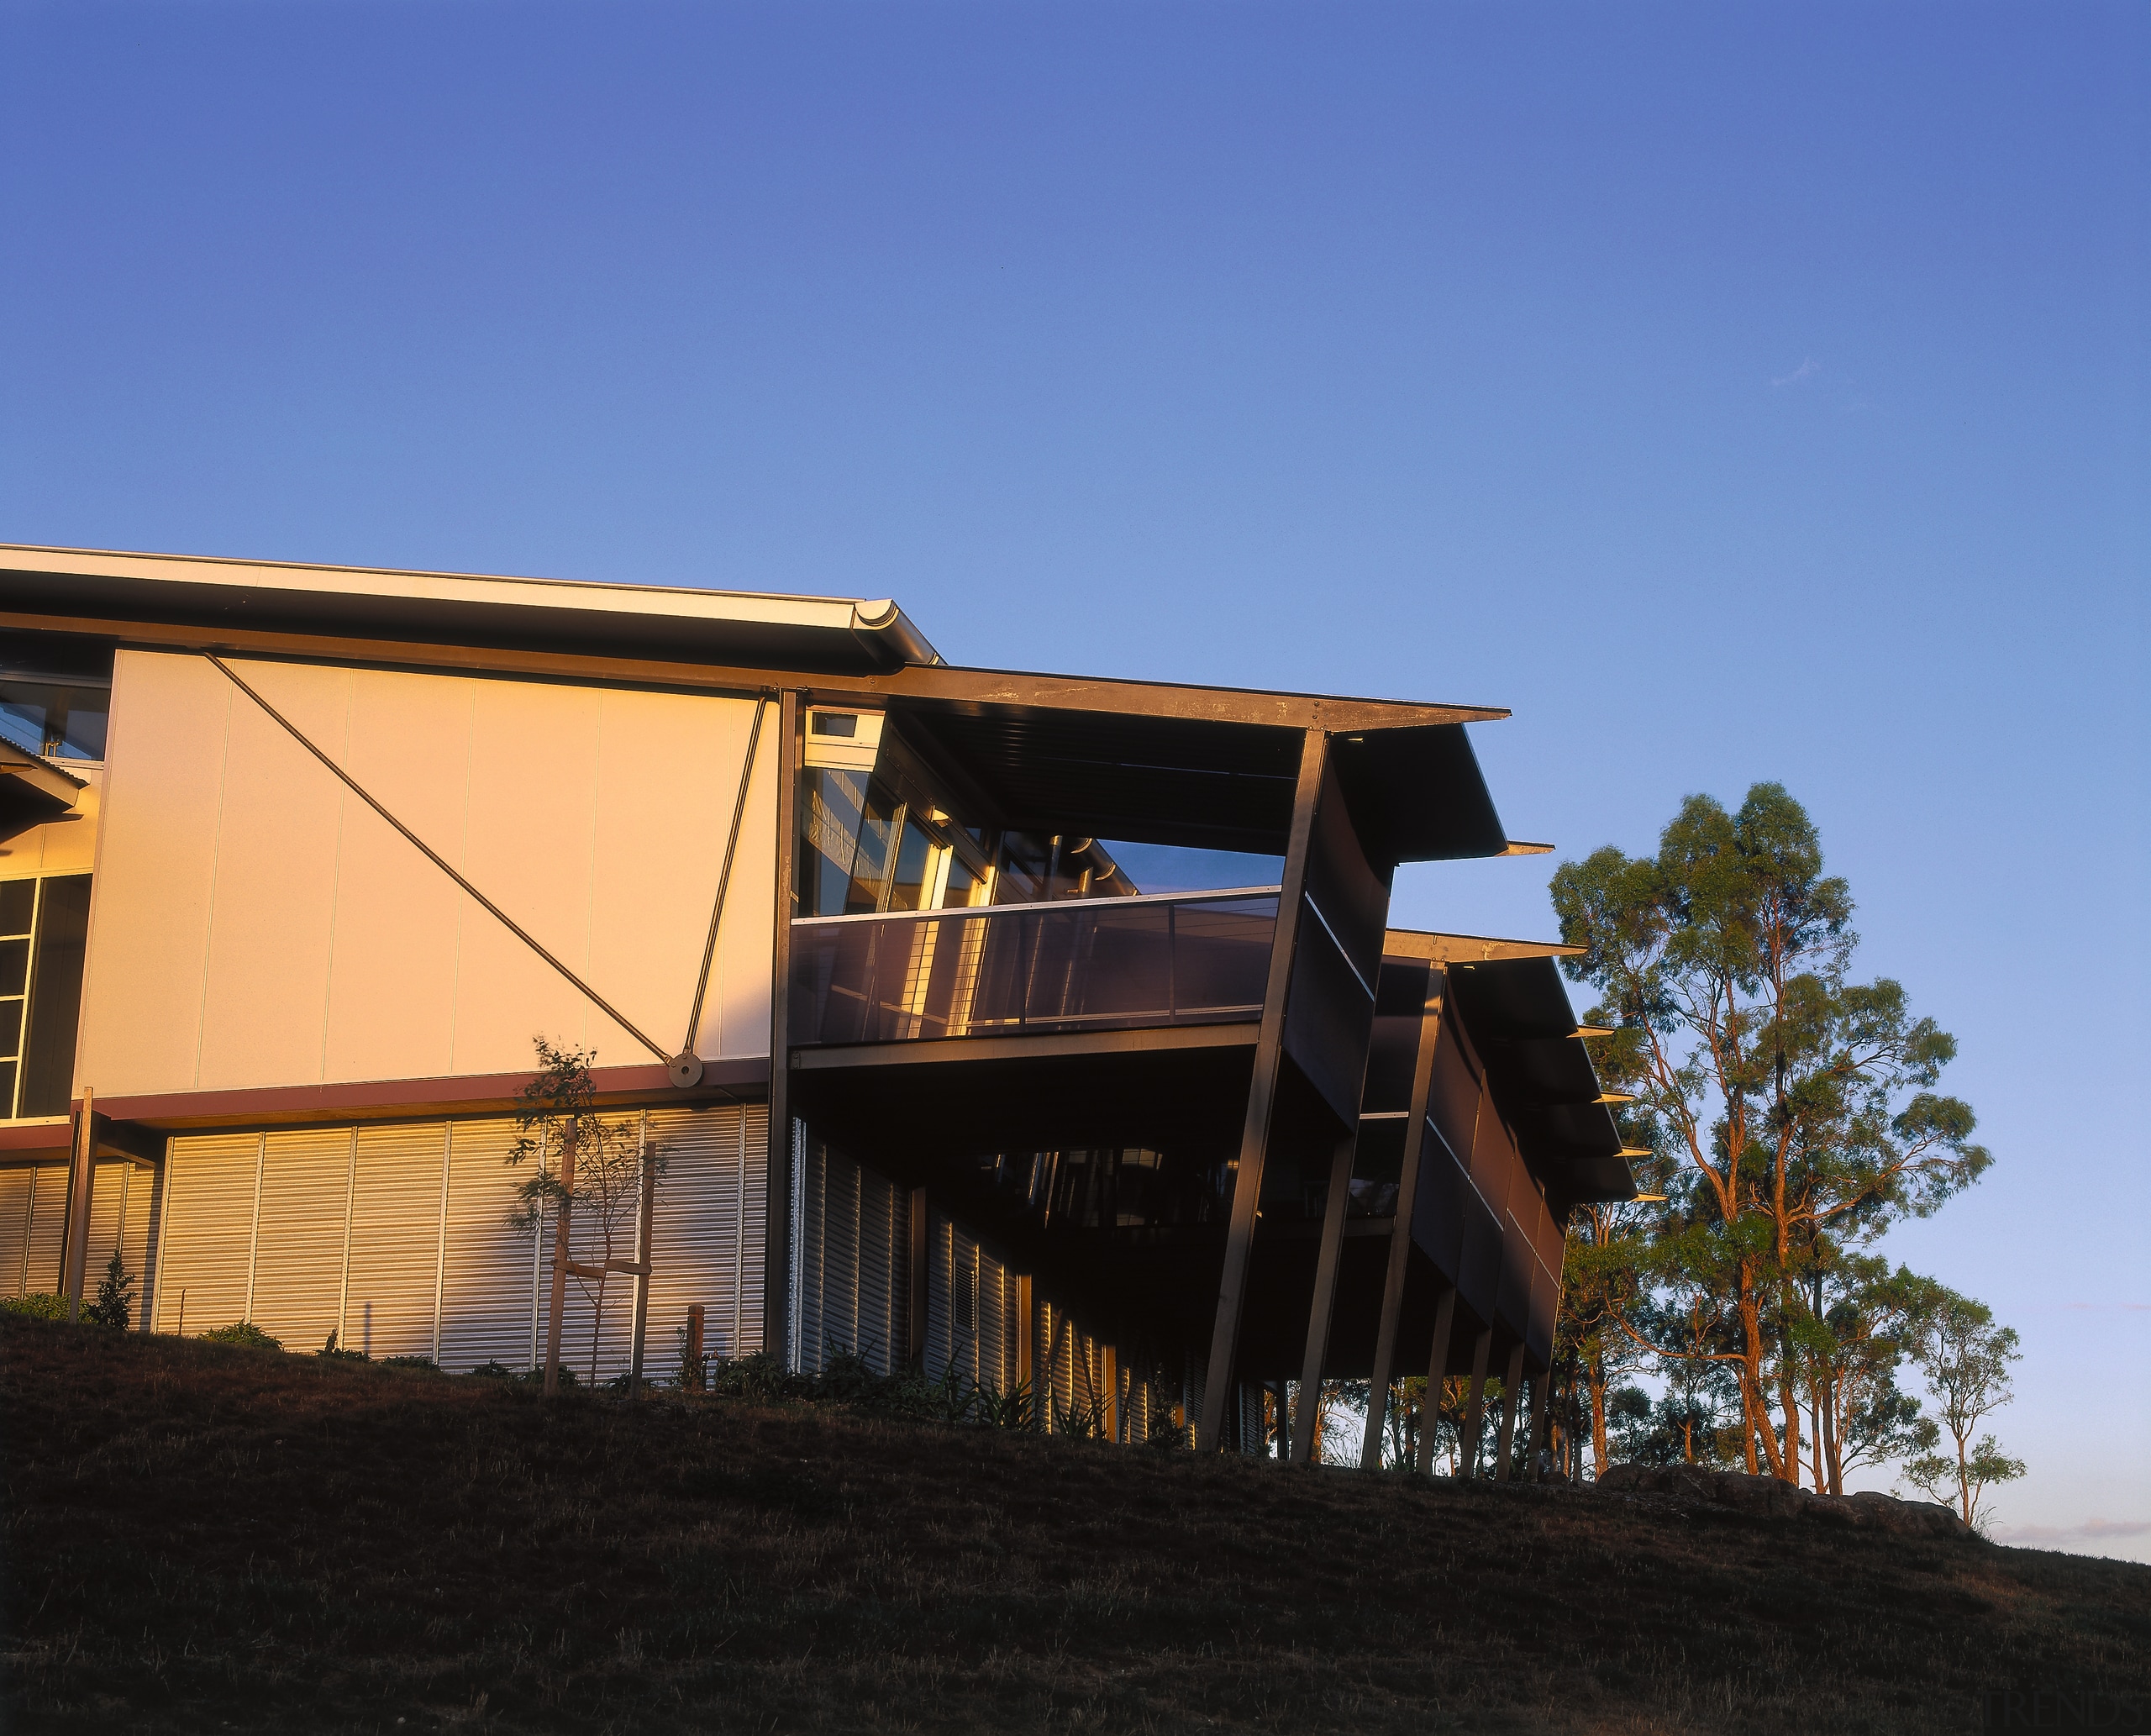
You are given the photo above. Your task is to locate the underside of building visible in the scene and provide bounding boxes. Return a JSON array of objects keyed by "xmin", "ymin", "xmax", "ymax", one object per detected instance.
[{"xmin": 0, "ymin": 542, "xmax": 1634, "ymax": 1467}]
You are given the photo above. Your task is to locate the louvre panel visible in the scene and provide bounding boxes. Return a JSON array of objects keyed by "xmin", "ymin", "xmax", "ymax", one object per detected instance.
[
  {"xmin": 436, "ymin": 1118, "xmax": 539, "ymax": 1372},
  {"xmin": 344, "ymin": 1123, "xmax": 449, "ymax": 1360},
  {"xmin": 1182, "ymin": 1344, "xmax": 1207, "ymax": 1444},
  {"xmin": 0, "ymin": 1167, "xmax": 34, "ymax": 1295},
  {"xmin": 643, "ymin": 1105, "xmax": 767, "ymax": 1373},
  {"xmin": 124, "ymin": 1161, "xmax": 161, "ymax": 1329},
  {"xmin": 83, "ymin": 1162, "xmax": 130, "ymax": 1280},
  {"xmin": 981, "ymin": 1248, "xmax": 1020, "ymax": 1394},
  {"xmin": 923, "ymin": 1210, "xmax": 955, "ymax": 1381},
  {"xmin": 156, "ymin": 1134, "xmax": 263, "ymax": 1334},
  {"xmin": 23, "ymin": 1165, "xmax": 69, "ymax": 1294},
  {"xmin": 251, "ymin": 1129, "xmax": 355, "ymax": 1353},
  {"xmin": 790, "ymin": 1131, "xmax": 908, "ymax": 1376}
]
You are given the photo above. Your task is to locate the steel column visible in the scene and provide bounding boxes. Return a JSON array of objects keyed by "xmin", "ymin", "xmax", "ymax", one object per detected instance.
[
  {"xmin": 60, "ymin": 1088, "xmax": 100, "ymax": 1323},
  {"xmin": 1496, "ymin": 1339, "xmax": 1527, "ymax": 1481},
  {"xmin": 1459, "ymin": 1323, "xmax": 1493, "ymax": 1479},
  {"xmin": 1288, "ymin": 1130, "xmax": 1358, "ymax": 1465},
  {"xmin": 764, "ymin": 690, "xmax": 802, "ymax": 1367},
  {"xmin": 1196, "ymin": 728, "xmax": 1328, "ymax": 1453},
  {"xmin": 1360, "ymin": 977, "xmax": 1447, "ymax": 1470},
  {"xmin": 1414, "ymin": 1281, "xmax": 1457, "ymax": 1475}
]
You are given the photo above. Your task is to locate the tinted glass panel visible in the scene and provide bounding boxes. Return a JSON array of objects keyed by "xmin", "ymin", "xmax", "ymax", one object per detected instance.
[
  {"xmin": 0, "ymin": 939, "xmax": 27, "ymax": 997},
  {"xmin": 844, "ymin": 789, "xmax": 902, "ymax": 913},
  {"xmin": 885, "ymin": 819, "xmax": 936, "ymax": 913},
  {"xmin": 0, "ymin": 1060, "xmax": 16, "ymax": 1118},
  {"xmin": 0, "ymin": 881, "xmax": 32, "ymax": 936},
  {"xmin": 0, "ymin": 681, "xmax": 108, "ymax": 761},
  {"xmin": 21, "ymin": 875, "xmax": 90, "ymax": 1117}
]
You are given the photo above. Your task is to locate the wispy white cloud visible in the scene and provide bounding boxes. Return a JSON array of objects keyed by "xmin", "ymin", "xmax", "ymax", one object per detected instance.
[{"xmin": 1770, "ymin": 357, "xmax": 1820, "ymax": 387}]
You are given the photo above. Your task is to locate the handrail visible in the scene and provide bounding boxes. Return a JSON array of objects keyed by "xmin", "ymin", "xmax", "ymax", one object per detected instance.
[{"xmin": 792, "ymin": 885, "xmax": 1283, "ymax": 928}]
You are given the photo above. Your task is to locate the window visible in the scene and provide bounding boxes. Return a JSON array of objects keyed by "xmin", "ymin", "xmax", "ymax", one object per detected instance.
[
  {"xmin": 0, "ymin": 876, "xmax": 90, "ymax": 1119},
  {"xmin": 0, "ymin": 680, "xmax": 109, "ymax": 763}
]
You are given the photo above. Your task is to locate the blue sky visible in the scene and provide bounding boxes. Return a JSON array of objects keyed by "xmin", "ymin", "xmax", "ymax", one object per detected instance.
[{"xmin": 4, "ymin": 2, "xmax": 2144, "ymax": 1554}]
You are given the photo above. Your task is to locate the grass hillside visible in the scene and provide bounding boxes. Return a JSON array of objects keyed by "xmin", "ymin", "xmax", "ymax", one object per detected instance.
[{"xmin": 3, "ymin": 1317, "xmax": 2145, "ymax": 1734}]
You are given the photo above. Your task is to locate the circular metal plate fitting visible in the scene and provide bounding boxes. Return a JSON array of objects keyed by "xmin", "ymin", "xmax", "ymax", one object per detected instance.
[{"xmin": 666, "ymin": 1052, "xmax": 704, "ymax": 1090}]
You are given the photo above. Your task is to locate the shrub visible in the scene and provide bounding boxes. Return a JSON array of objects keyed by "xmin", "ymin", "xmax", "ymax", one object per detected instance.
[
  {"xmin": 0, "ymin": 1293, "xmax": 67, "ymax": 1322},
  {"xmin": 470, "ymin": 1360, "xmax": 517, "ymax": 1379},
  {"xmin": 85, "ymin": 1254, "xmax": 135, "ymax": 1329},
  {"xmin": 317, "ymin": 1331, "xmax": 366, "ymax": 1360},
  {"xmin": 200, "ymin": 1322, "xmax": 282, "ymax": 1351}
]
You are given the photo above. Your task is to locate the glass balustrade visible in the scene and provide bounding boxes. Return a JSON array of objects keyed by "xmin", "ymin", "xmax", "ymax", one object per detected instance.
[{"xmin": 790, "ymin": 889, "xmax": 1280, "ymax": 1047}]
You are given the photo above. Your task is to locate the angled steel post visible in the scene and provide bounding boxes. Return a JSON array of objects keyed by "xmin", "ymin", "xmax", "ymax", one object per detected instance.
[
  {"xmin": 1289, "ymin": 1129, "xmax": 1357, "ymax": 1465},
  {"xmin": 1496, "ymin": 1339, "xmax": 1527, "ymax": 1481},
  {"xmin": 1196, "ymin": 728, "xmax": 1328, "ymax": 1454},
  {"xmin": 60, "ymin": 1088, "xmax": 100, "ymax": 1323},
  {"xmin": 1414, "ymin": 1281, "xmax": 1457, "ymax": 1475},
  {"xmin": 1360, "ymin": 976, "xmax": 1447, "ymax": 1470},
  {"xmin": 1459, "ymin": 1323, "xmax": 1493, "ymax": 1478}
]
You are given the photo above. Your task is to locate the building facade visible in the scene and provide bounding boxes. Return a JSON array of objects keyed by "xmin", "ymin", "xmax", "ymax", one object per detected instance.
[{"xmin": 0, "ymin": 544, "xmax": 1632, "ymax": 1466}]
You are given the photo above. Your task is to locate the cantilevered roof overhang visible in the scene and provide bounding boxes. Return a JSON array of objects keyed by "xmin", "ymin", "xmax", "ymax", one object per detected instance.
[
  {"xmin": 0, "ymin": 544, "xmax": 944, "ymax": 676},
  {"xmin": 0, "ymin": 544, "xmax": 1521, "ymax": 865},
  {"xmin": 1386, "ymin": 929, "xmax": 1637, "ymax": 1205}
]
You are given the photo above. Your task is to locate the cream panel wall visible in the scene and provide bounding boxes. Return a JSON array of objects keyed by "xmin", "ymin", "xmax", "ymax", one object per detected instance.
[{"xmin": 79, "ymin": 652, "xmax": 776, "ymax": 1098}]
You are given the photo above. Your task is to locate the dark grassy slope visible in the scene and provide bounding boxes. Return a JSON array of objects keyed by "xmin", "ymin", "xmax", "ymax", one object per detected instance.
[{"xmin": 3, "ymin": 1319, "xmax": 2144, "ymax": 1735}]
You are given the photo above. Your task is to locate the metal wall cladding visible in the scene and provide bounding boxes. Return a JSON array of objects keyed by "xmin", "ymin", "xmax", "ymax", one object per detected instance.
[
  {"xmin": 0, "ymin": 1160, "xmax": 157, "ymax": 1310},
  {"xmin": 790, "ymin": 1128, "xmax": 907, "ymax": 1376},
  {"xmin": 153, "ymin": 1134, "xmax": 261, "ymax": 1334},
  {"xmin": 1036, "ymin": 1296, "xmax": 1110, "ymax": 1435},
  {"xmin": 250, "ymin": 1129, "xmax": 358, "ymax": 1354},
  {"xmin": 438, "ymin": 1118, "xmax": 544, "ymax": 1375},
  {"xmin": 922, "ymin": 1209, "xmax": 1022, "ymax": 1395},
  {"xmin": 152, "ymin": 1106, "xmax": 768, "ymax": 1378},
  {"xmin": 344, "ymin": 1123, "xmax": 451, "ymax": 1360},
  {"xmin": 644, "ymin": 1106, "xmax": 766, "ymax": 1366}
]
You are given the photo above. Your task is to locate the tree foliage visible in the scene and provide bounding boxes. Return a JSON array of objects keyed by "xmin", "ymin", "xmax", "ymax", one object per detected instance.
[{"xmin": 1549, "ymin": 784, "xmax": 2017, "ymax": 1505}]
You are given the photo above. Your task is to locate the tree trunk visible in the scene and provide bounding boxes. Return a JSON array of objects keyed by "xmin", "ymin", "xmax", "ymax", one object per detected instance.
[
  {"xmin": 1777, "ymin": 1319, "xmax": 1804, "ymax": 1488},
  {"xmin": 542, "ymin": 1130, "xmax": 577, "ymax": 1398},
  {"xmin": 1736, "ymin": 1284, "xmax": 1786, "ymax": 1480},
  {"xmin": 1588, "ymin": 1369, "xmax": 1610, "ymax": 1479}
]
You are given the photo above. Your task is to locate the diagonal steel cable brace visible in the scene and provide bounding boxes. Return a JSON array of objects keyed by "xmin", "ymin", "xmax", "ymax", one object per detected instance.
[{"xmin": 206, "ymin": 652, "xmax": 731, "ymax": 1095}]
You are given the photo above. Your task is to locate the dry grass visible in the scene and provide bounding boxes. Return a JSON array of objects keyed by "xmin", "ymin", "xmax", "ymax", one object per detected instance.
[{"xmin": 3, "ymin": 1315, "xmax": 2145, "ymax": 1733}]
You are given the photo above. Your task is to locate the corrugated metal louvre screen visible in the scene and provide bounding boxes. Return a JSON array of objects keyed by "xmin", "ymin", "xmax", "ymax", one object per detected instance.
[
  {"xmin": 124, "ymin": 1163, "xmax": 160, "ymax": 1327},
  {"xmin": 0, "ymin": 1166, "xmax": 39, "ymax": 1294},
  {"xmin": 344, "ymin": 1123, "xmax": 449, "ymax": 1359},
  {"xmin": 790, "ymin": 1129, "xmax": 907, "ymax": 1376},
  {"xmin": 23, "ymin": 1164, "xmax": 71, "ymax": 1295},
  {"xmin": 438, "ymin": 1118, "xmax": 540, "ymax": 1374},
  {"xmin": 644, "ymin": 1105, "xmax": 766, "ymax": 1365},
  {"xmin": 251, "ymin": 1129, "xmax": 355, "ymax": 1353},
  {"xmin": 155, "ymin": 1134, "xmax": 262, "ymax": 1333}
]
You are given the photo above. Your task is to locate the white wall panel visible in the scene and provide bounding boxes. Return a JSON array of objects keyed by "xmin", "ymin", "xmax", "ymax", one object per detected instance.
[
  {"xmin": 77, "ymin": 657, "xmax": 234, "ymax": 1094},
  {"xmin": 79, "ymin": 651, "xmax": 776, "ymax": 1102},
  {"xmin": 249, "ymin": 1129, "xmax": 355, "ymax": 1352},
  {"xmin": 154, "ymin": 1134, "xmax": 262, "ymax": 1334}
]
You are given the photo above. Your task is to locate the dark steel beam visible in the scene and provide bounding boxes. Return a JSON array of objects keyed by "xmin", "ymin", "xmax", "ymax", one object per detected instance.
[
  {"xmin": 1196, "ymin": 728, "xmax": 1327, "ymax": 1454},
  {"xmin": 789, "ymin": 1021, "xmax": 1260, "ymax": 1073}
]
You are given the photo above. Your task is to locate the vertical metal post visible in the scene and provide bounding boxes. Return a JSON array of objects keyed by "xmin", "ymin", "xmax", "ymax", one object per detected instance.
[
  {"xmin": 1459, "ymin": 1323, "xmax": 1493, "ymax": 1479},
  {"xmin": 686, "ymin": 1302, "xmax": 705, "ymax": 1391},
  {"xmin": 541, "ymin": 1128, "xmax": 576, "ymax": 1397},
  {"xmin": 1414, "ymin": 1281, "xmax": 1457, "ymax": 1475},
  {"xmin": 1289, "ymin": 1130, "xmax": 1357, "ymax": 1465},
  {"xmin": 1528, "ymin": 1364, "xmax": 1555, "ymax": 1480},
  {"xmin": 628, "ymin": 1113, "xmax": 655, "ymax": 1395},
  {"xmin": 765, "ymin": 690, "xmax": 802, "ymax": 1369},
  {"xmin": 1197, "ymin": 729, "xmax": 1328, "ymax": 1453},
  {"xmin": 1496, "ymin": 1339, "xmax": 1527, "ymax": 1481},
  {"xmin": 60, "ymin": 1087, "xmax": 98, "ymax": 1323},
  {"xmin": 1362, "ymin": 976, "xmax": 1447, "ymax": 1470}
]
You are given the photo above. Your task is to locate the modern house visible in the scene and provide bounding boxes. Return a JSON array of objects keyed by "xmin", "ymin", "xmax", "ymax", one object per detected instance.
[{"xmin": 0, "ymin": 544, "xmax": 1633, "ymax": 1468}]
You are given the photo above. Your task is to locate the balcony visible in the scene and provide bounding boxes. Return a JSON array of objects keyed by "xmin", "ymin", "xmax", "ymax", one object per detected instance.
[{"xmin": 790, "ymin": 889, "xmax": 1280, "ymax": 1049}]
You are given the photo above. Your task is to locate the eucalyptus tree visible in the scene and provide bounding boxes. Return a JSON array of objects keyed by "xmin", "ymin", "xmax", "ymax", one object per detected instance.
[
  {"xmin": 1551, "ymin": 784, "xmax": 1991, "ymax": 1484},
  {"xmin": 1902, "ymin": 1286, "xmax": 2027, "ymax": 1530}
]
